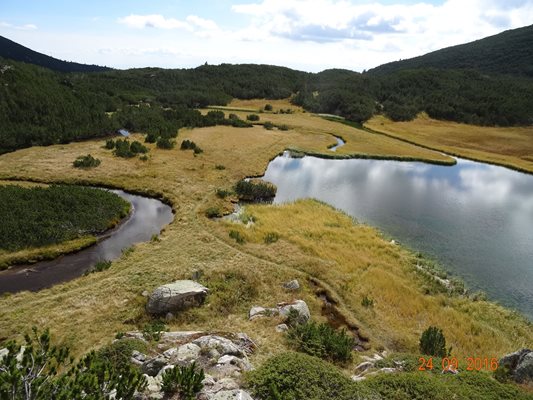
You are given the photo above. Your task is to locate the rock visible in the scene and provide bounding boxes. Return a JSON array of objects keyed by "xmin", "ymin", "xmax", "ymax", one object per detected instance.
[
  {"xmin": 249, "ymin": 306, "xmax": 278, "ymax": 320},
  {"xmin": 354, "ymin": 361, "xmax": 373, "ymax": 372},
  {"xmin": 211, "ymin": 389, "xmax": 254, "ymax": 400},
  {"xmin": 144, "ymin": 375, "xmax": 162, "ymax": 394},
  {"xmin": 123, "ymin": 331, "xmax": 147, "ymax": 342},
  {"xmin": 193, "ymin": 335, "xmax": 245, "ymax": 358},
  {"xmin": 282, "ymin": 279, "xmax": 300, "ymax": 291},
  {"xmin": 156, "ymin": 364, "xmax": 175, "ymax": 379},
  {"xmin": 217, "ymin": 355, "xmax": 253, "ymax": 371},
  {"xmin": 275, "ymin": 324, "xmax": 289, "ymax": 333},
  {"xmin": 175, "ymin": 343, "xmax": 201, "ymax": 362},
  {"xmin": 146, "ymin": 280, "xmax": 208, "ymax": 315},
  {"xmin": 211, "ymin": 363, "xmax": 242, "ymax": 380},
  {"xmin": 165, "ymin": 312, "xmax": 174, "ymax": 321},
  {"xmin": 131, "ymin": 350, "xmax": 147, "ymax": 366},
  {"xmin": 159, "ymin": 331, "xmax": 203, "ymax": 345},
  {"xmin": 235, "ymin": 333, "xmax": 256, "ymax": 355},
  {"xmin": 0, "ymin": 348, "xmax": 8, "ymax": 361},
  {"xmin": 278, "ymin": 300, "xmax": 310, "ymax": 324},
  {"xmin": 142, "ymin": 290, "xmax": 150, "ymax": 297},
  {"xmin": 141, "ymin": 356, "xmax": 168, "ymax": 376},
  {"xmin": 351, "ymin": 375, "xmax": 367, "ymax": 382},
  {"xmin": 500, "ymin": 348, "xmax": 533, "ymax": 384}
]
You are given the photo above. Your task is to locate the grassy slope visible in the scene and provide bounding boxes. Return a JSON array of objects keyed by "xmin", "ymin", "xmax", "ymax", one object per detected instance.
[
  {"xmin": 0, "ymin": 103, "xmax": 530, "ymax": 376},
  {"xmin": 365, "ymin": 113, "xmax": 533, "ymax": 173}
]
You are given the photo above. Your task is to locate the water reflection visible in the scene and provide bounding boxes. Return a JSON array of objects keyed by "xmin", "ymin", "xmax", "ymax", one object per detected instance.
[
  {"xmin": 263, "ymin": 153, "xmax": 533, "ymax": 319},
  {"xmin": 0, "ymin": 190, "xmax": 174, "ymax": 294}
]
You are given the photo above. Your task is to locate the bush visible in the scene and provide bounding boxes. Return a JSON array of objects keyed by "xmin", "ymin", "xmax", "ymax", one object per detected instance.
[
  {"xmin": 156, "ymin": 136, "xmax": 175, "ymax": 149},
  {"xmin": 287, "ymin": 321, "xmax": 355, "ymax": 364},
  {"xmin": 264, "ymin": 232, "xmax": 279, "ymax": 244},
  {"xmin": 229, "ymin": 230, "xmax": 245, "ymax": 244},
  {"xmin": 180, "ymin": 139, "xmax": 201, "ymax": 152},
  {"xmin": 140, "ymin": 154, "xmax": 149, "ymax": 161},
  {"xmin": 95, "ymin": 338, "xmax": 148, "ymax": 371},
  {"xmin": 86, "ymin": 260, "xmax": 112, "ymax": 274},
  {"xmin": 278, "ymin": 124, "xmax": 290, "ymax": 131},
  {"xmin": 193, "ymin": 146, "xmax": 203, "ymax": 154},
  {"xmin": 206, "ymin": 207, "xmax": 222, "ymax": 218},
  {"xmin": 234, "ymin": 179, "xmax": 277, "ymax": 201},
  {"xmin": 142, "ymin": 320, "xmax": 167, "ymax": 342},
  {"xmin": 73, "ymin": 154, "xmax": 101, "ymax": 169},
  {"xmin": 0, "ymin": 327, "xmax": 147, "ymax": 400},
  {"xmin": 215, "ymin": 164, "xmax": 226, "ymax": 170},
  {"xmin": 215, "ymin": 188, "xmax": 232, "ymax": 198},
  {"xmin": 361, "ymin": 295, "xmax": 374, "ymax": 308},
  {"xmin": 145, "ymin": 132, "xmax": 158, "ymax": 143},
  {"xmin": 113, "ymin": 139, "xmax": 135, "ymax": 158},
  {"xmin": 247, "ymin": 114, "xmax": 260, "ymax": 121},
  {"xmin": 246, "ymin": 352, "xmax": 368, "ymax": 400},
  {"xmin": 161, "ymin": 362, "xmax": 205, "ymax": 399},
  {"xmin": 263, "ymin": 121, "xmax": 274, "ymax": 130},
  {"xmin": 229, "ymin": 118, "xmax": 253, "ymax": 128},
  {"xmin": 104, "ymin": 139, "xmax": 115, "ymax": 149},
  {"xmin": 419, "ymin": 326, "xmax": 448, "ymax": 357},
  {"xmin": 130, "ymin": 140, "xmax": 148, "ymax": 154},
  {"xmin": 264, "ymin": 104, "xmax": 273, "ymax": 111}
]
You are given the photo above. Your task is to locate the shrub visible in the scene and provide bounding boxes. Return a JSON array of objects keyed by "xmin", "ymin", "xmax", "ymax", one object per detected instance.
[
  {"xmin": 142, "ymin": 320, "xmax": 167, "ymax": 342},
  {"xmin": 216, "ymin": 188, "xmax": 232, "ymax": 198},
  {"xmin": 247, "ymin": 114, "xmax": 260, "ymax": 121},
  {"xmin": 361, "ymin": 295, "xmax": 374, "ymax": 308},
  {"xmin": 130, "ymin": 140, "xmax": 148, "ymax": 154},
  {"xmin": 156, "ymin": 136, "xmax": 175, "ymax": 149},
  {"xmin": 73, "ymin": 154, "xmax": 101, "ymax": 169},
  {"xmin": 264, "ymin": 232, "xmax": 279, "ymax": 244},
  {"xmin": 287, "ymin": 321, "xmax": 355, "ymax": 364},
  {"xmin": 228, "ymin": 113, "xmax": 239, "ymax": 120},
  {"xmin": 104, "ymin": 139, "xmax": 115, "ymax": 149},
  {"xmin": 246, "ymin": 352, "xmax": 368, "ymax": 400},
  {"xmin": 0, "ymin": 327, "xmax": 146, "ymax": 400},
  {"xmin": 234, "ymin": 179, "xmax": 277, "ymax": 201},
  {"xmin": 140, "ymin": 154, "xmax": 149, "ymax": 161},
  {"xmin": 229, "ymin": 118, "xmax": 253, "ymax": 128},
  {"xmin": 229, "ymin": 230, "xmax": 245, "ymax": 244},
  {"xmin": 161, "ymin": 362, "xmax": 205, "ymax": 399},
  {"xmin": 278, "ymin": 124, "xmax": 290, "ymax": 131},
  {"xmin": 419, "ymin": 326, "xmax": 448, "ymax": 357},
  {"xmin": 180, "ymin": 139, "xmax": 200, "ymax": 151},
  {"xmin": 113, "ymin": 139, "xmax": 135, "ymax": 158},
  {"xmin": 215, "ymin": 164, "xmax": 226, "ymax": 170},
  {"xmin": 87, "ymin": 260, "xmax": 112, "ymax": 274},
  {"xmin": 206, "ymin": 207, "xmax": 222, "ymax": 218},
  {"xmin": 95, "ymin": 338, "xmax": 148, "ymax": 371},
  {"xmin": 193, "ymin": 146, "xmax": 203, "ymax": 154},
  {"xmin": 264, "ymin": 104, "xmax": 273, "ymax": 111},
  {"xmin": 263, "ymin": 121, "xmax": 274, "ymax": 130},
  {"xmin": 145, "ymin": 132, "xmax": 158, "ymax": 143}
]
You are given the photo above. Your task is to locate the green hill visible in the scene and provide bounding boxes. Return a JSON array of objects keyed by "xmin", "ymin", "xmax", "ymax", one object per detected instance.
[
  {"xmin": 368, "ymin": 24, "xmax": 533, "ymax": 77},
  {"xmin": 0, "ymin": 35, "xmax": 111, "ymax": 73}
]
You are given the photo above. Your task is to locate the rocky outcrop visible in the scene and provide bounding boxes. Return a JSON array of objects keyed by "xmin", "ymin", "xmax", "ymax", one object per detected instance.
[
  {"xmin": 350, "ymin": 351, "xmax": 407, "ymax": 381},
  {"xmin": 499, "ymin": 348, "xmax": 533, "ymax": 384},
  {"xmin": 146, "ymin": 280, "xmax": 208, "ymax": 315},
  {"xmin": 122, "ymin": 331, "xmax": 256, "ymax": 399},
  {"xmin": 249, "ymin": 300, "xmax": 310, "ymax": 327}
]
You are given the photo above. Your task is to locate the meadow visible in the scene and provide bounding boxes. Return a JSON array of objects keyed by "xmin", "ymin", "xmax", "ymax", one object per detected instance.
[{"xmin": 0, "ymin": 100, "xmax": 531, "ymax": 395}]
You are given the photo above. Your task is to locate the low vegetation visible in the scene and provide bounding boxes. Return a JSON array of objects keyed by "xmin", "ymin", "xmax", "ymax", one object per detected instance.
[
  {"xmin": 161, "ymin": 362, "xmax": 205, "ymax": 399},
  {"xmin": 0, "ymin": 185, "xmax": 130, "ymax": 251},
  {"xmin": 111, "ymin": 139, "xmax": 148, "ymax": 158},
  {"xmin": 73, "ymin": 154, "xmax": 101, "ymax": 169},
  {"xmin": 234, "ymin": 179, "xmax": 277, "ymax": 201},
  {"xmin": 287, "ymin": 321, "xmax": 355, "ymax": 364},
  {"xmin": 419, "ymin": 326, "xmax": 449, "ymax": 358},
  {"xmin": 180, "ymin": 139, "xmax": 203, "ymax": 154}
]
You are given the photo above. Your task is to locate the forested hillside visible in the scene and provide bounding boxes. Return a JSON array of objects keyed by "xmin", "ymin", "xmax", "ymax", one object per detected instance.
[
  {"xmin": 0, "ymin": 35, "xmax": 110, "ymax": 73},
  {"xmin": 368, "ymin": 24, "xmax": 533, "ymax": 77},
  {"xmin": 1, "ymin": 23, "xmax": 533, "ymax": 154}
]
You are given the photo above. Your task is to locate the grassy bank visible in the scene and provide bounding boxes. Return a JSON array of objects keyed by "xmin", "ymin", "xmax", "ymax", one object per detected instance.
[
  {"xmin": 365, "ymin": 113, "xmax": 533, "ymax": 174},
  {"xmin": 0, "ymin": 105, "xmax": 530, "ymax": 396}
]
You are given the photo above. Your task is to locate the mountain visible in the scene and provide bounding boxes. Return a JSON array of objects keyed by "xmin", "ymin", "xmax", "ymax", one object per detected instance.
[
  {"xmin": 0, "ymin": 35, "xmax": 111, "ymax": 73},
  {"xmin": 368, "ymin": 24, "xmax": 533, "ymax": 77}
]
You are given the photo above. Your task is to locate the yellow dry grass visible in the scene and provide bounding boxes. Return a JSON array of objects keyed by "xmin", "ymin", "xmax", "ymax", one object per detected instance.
[
  {"xmin": 208, "ymin": 99, "xmax": 454, "ymax": 164},
  {"xmin": 0, "ymin": 109, "xmax": 529, "ymax": 368},
  {"xmin": 366, "ymin": 113, "xmax": 533, "ymax": 173}
]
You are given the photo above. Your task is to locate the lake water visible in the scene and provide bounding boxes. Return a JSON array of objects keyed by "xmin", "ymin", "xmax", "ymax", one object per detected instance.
[
  {"xmin": 0, "ymin": 190, "xmax": 173, "ymax": 294},
  {"xmin": 263, "ymin": 153, "xmax": 533, "ymax": 319}
]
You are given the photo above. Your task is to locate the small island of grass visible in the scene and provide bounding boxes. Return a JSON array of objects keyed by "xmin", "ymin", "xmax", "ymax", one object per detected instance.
[{"xmin": 0, "ymin": 185, "xmax": 130, "ymax": 269}]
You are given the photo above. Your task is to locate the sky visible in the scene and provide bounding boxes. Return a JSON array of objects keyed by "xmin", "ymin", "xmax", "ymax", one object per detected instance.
[{"xmin": 1, "ymin": 0, "xmax": 532, "ymax": 72}]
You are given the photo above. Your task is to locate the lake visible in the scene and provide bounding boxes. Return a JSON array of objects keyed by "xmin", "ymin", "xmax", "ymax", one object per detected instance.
[{"xmin": 263, "ymin": 152, "xmax": 533, "ymax": 319}]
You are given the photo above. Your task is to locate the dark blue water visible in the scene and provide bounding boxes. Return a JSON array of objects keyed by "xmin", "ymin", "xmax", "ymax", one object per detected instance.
[{"xmin": 263, "ymin": 153, "xmax": 533, "ymax": 319}]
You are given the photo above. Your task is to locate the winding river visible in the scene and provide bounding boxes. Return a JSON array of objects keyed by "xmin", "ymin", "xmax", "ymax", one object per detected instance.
[
  {"xmin": 0, "ymin": 190, "xmax": 173, "ymax": 294},
  {"xmin": 263, "ymin": 152, "xmax": 533, "ymax": 319}
]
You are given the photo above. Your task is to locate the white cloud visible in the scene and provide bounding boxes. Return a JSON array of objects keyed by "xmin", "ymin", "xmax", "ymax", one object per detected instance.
[
  {"xmin": 0, "ymin": 22, "xmax": 37, "ymax": 31},
  {"xmin": 117, "ymin": 14, "xmax": 219, "ymax": 36}
]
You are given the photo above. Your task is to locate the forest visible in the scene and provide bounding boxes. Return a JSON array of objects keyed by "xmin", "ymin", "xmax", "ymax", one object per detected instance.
[
  {"xmin": 1, "ymin": 23, "xmax": 533, "ymax": 154},
  {"xmin": 0, "ymin": 185, "xmax": 130, "ymax": 251}
]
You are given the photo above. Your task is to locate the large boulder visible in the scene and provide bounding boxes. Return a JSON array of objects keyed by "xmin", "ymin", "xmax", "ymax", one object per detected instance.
[
  {"xmin": 278, "ymin": 300, "xmax": 310, "ymax": 324},
  {"xmin": 500, "ymin": 348, "xmax": 533, "ymax": 384},
  {"xmin": 146, "ymin": 280, "xmax": 208, "ymax": 315}
]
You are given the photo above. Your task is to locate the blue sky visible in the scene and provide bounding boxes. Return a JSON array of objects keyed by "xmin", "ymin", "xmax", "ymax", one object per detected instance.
[{"xmin": 1, "ymin": 0, "xmax": 532, "ymax": 71}]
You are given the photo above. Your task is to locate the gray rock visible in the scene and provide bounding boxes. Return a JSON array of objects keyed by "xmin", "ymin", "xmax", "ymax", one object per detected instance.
[
  {"xmin": 131, "ymin": 350, "xmax": 147, "ymax": 366},
  {"xmin": 141, "ymin": 357, "xmax": 168, "ymax": 376},
  {"xmin": 144, "ymin": 375, "xmax": 162, "ymax": 394},
  {"xmin": 211, "ymin": 389, "xmax": 254, "ymax": 400},
  {"xmin": 146, "ymin": 280, "xmax": 208, "ymax": 315},
  {"xmin": 159, "ymin": 330, "xmax": 203, "ymax": 345},
  {"xmin": 275, "ymin": 324, "xmax": 289, "ymax": 333},
  {"xmin": 156, "ymin": 364, "xmax": 175, "ymax": 379},
  {"xmin": 500, "ymin": 348, "xmax": 533, "ymax": 383},
  {"xmin": 0, "ymin": 348, "xmax": 8, "ymax": 361},
  {"xmin": 283, "ymin": 279, "xmax": 300, "ymax": 291},
  {"xmin": 123, "ymin": 332, "xmax": 147, "ymax": 342},
  {"xmin": 176, "ymin": 343, "xmax": 201, "ymax": 362},
  {"xmin": 351, "ymin": 375, "xmax": 367, "ymax": 382},
  {"xmin": 193, "ymin": 335, "xmax": 245, "ymax": 358},
  {"xmin": 249, "ymin": 306, "xmax": 278, "ymax": 320},
  {"xmin": 278, "ymin": 300, "xmax": 310, "ymax": 324},
  {"xmin": 354, "ymin": 361, "xmax": 373, "ymax": 372},
  {"xmin": 217, "ymin": 355, "xmax": 253, "ymax": 371}
]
